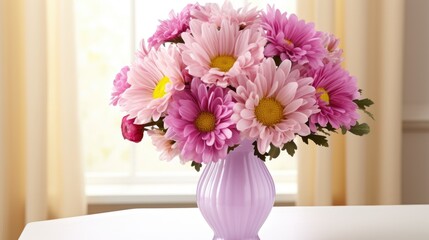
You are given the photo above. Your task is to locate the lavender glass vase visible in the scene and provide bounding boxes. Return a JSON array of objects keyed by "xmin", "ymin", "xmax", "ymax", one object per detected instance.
[{"xmin": 196, "ymin": 140, "xmax": 276, "ymax": 240}]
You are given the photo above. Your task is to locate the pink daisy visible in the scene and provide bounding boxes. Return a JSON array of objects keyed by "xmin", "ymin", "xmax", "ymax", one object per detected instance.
[
  {"xmin": 147, "ymin": 129, "xmax": 181, "ymax": 162},
  {"xmin": 232, "ymin": 58, "xmax": 318, "ymax": 154},
  {"xmin": 148, "ymin": 4, "xmax": 199, "ymax": 49},
  {"xmin": 261, "ymin": 5, "xmax": 326, "ymax": 68},
  {"xmin": 180, "ymin": 20, "xmax": 266, "ymax": 88},
  {"xmin": 308, "ymin": 63, "xmax": 360, "ymax": 131},
  {"xmin": 111, "ymin": 66, "xmax": 130, "ymax": 106},
  {"xmin": 164, "ymin": 79, "xmax": 240, "ymax": 164},
  {"xmin": 119, "ymin": 45, "xmax": 185, "ymax": 124},
  {"xmin": 191, "ymin": 1, "xmax": 260, "ymax": 29},
  {"xmin": 321, "ymin": 32, "xmax": 343, "ymax": 64}
]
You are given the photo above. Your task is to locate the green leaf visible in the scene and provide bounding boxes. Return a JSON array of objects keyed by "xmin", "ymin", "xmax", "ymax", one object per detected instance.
[
  {"xmin": 253, "ymin": 141, "xmax": 268, "ymax": 161},
  {"xmin": 227, "ymin": 144, "xmax": 239, "ymax": 153},
  {"xmin": 282, "ymin": 141, "xmax": 297, "ymax": 157},
  {"xmin": 354, "ymin": 98, "xmax": 375, "ymax": 120},
  {"xmin": 348, "ymin": 122, "xmax": 370, "ymax": 136},
  {"xmin": 191, "ymin": 161, "xmax": 202, "ymax": 172},
  {"xmin": 340, "ymin": 126, "xmax": 347, "ymax": 135},
  {"xmin": 272, "ymin": 56, "xmax": 282, "ymax": 66},
  {"xmin": 301, "ymin": 134, "xmax": 329, "ymax": 147},
  {"xmin": 268, "ymin": 144, "xmax": 281, "ymax": 160}
]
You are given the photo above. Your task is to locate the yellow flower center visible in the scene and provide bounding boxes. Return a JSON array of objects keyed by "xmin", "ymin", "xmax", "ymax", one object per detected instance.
[
  {"xmin": 316, "ymin": 87, "xmax": 330, "ymax": 105},
  {"xmin": 284, "ymin": 39, "xmax": 294, "ymax": 47},
  {"xmin": 254, "ymin": 98, "xmax": 284, "ymax": 127},
  {"xmin": 152, "ymin": 76, "xmax": 170, "ymax": 99},
  {"xmin": 194, "ymin": 112, "xmax": 216, "ymax": 132},
  {"xmin": 210, "ymin": 55, "xmax": 236, "ymax": 72}
]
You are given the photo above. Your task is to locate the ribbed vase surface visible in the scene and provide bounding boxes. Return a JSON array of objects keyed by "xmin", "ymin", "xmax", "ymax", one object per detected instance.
[{"xmin": 196, "ymin": 140, "xmax": 276, "ymax": 240}]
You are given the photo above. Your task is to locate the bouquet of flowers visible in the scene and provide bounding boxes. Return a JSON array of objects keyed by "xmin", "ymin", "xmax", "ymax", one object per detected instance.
[{"xmin": 111, "ymin": 1, "xmax": 373, "ymax": 171}]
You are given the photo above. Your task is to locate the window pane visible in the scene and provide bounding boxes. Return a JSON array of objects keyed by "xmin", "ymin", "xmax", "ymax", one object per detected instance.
[{"xmin": 75, "ymin": 0, "xmax": 133, "ymax": 174}]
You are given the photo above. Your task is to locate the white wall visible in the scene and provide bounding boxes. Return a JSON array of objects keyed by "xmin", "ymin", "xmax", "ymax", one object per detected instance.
[{"xmin": 402, "ymin": 0, "xmax": 429, "ymax": 204}]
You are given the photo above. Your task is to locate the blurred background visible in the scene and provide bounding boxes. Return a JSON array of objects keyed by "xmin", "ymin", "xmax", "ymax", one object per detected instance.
[{"xmin": 1, "ymin": 0, "xmax": 428, "ymax": 239}]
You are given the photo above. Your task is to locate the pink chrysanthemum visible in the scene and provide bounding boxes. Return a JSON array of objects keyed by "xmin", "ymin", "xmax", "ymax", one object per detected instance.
[
  {"xmin": 321, "ymin": 32, "xmax": 343, "ymax": 64},
  {"xmin": 308, "ymin": 63, "xmax": 360, "ymax": 131},
  {"xmin": 111, "ymin": 66, "xmax": 130, "ymax": 106},
  {"xmin": 147, "ymin": 129, "xmax": 181, "ymax": 162},
  {"xmin": 180, "ymin": 20, "xmax": 266, "ymax": 88},
  {"xmin": 165, "ymin": 79, "xmax": 240, "ymax": 164},
  {"xmin": 148, "ymin": 4, "xmax": 199, "ymax": 49},
  {"xmin": 261, "ymin": 6, "xmax": 326, "ymax": 68},
  {"xmin": 191, "ymin": 1, "xmax": 260, "ymax": 29},
  {"xmin": 119, "ymin": 45, "xmax": 185, "ymax": 124},
  {"xmin": 232, "ymin": 58, "xmax": 318, "ymax": 154}
]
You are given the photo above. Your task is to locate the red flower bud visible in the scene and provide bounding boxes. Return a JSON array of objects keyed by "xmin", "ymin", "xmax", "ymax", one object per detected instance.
[{"xmin": 121, "ymin": 115, "xmax": 144, "ymax": 143}]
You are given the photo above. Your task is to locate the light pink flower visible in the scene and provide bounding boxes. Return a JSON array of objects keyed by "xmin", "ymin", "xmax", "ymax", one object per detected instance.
[
  {"xmin": 121, "ymin": 115, "xmax": 144, "ymax": 143},
  {"xmin": 192, "ymin": 1, "xmax": 260, "ymax": 29},
  {"xmin": 261, "ymin": 5, "xmax": 326, "ymax": 68},
  {"xmin": 111, "ymin": 66, "xmax": 130, "ymax": 106},
  {"xmin": 232, "ymin": 58, "xmax": 318, "ymax": 154},
  {"xmin": 308, "ymin": 63, "xmax": 360, "ymax": 131},
  {"xmin": 180, "ymin": 20, "xmax": 266, "ymax": 88},
  {"xmin": 147, "ymin": 129, "xmax": 181, "ymax": 162},
  {"xmin": 165, "ymin": 79, "xmax": 240, "ymax": 164},
  {"xmin": 148, "ymin": 4, "xmax": 199, "ymax": 49},
  {"xmin": 119, "ymin": 45, "xmax": 185, "ymax": 124},
  {"xmin": 321, "ymin": 32, "xmax": 343, "ymax": 64}
]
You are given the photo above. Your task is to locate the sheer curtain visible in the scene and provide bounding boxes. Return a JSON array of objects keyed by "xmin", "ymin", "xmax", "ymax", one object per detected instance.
[
  {"xmin": 0, "ymin": 0, "xmax": 86, "ymax": 239},
  {"xmin": 297, "ymin": 0, "xmax": 404, "ymax": 205}
]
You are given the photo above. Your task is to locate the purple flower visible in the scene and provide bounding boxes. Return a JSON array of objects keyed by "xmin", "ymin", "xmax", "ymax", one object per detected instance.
[
  {"xmin": 308, "ymin": 63, "xmax": 360, "ymax": 131},
  {"xmin": 261, "ymin": 5, "xmax": 326, "ymax": 68},
  {"xmin": 111, "ymin": 66, "xmax": 131, "ymax": 106},
  {"xmin": 121, "ymin": 115, "xmax": 144, "ymax": 143},
  {"xmin": 148, "ymin": 4, "xmax": 199, "ymax": 49},
  {"xmin": 165, "ymin": 79, "xmax": 240, "ymax": 164}
]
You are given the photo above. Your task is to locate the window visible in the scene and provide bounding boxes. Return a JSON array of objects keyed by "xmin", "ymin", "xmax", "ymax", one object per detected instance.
[{"xmin": 75, "ymin": 0, "xmax": 297, "ymax": 205}]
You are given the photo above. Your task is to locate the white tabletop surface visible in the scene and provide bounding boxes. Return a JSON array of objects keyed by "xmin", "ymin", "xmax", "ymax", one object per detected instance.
[{"xmin": 20, "ymin": 205, "xmax": 429, "ymax": 240}]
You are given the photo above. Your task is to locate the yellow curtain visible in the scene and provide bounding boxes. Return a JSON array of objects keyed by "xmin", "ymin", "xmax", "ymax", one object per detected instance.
[
  {"xmin": 297, "ymin": 0, "xmax": 404, "ymax": 205},
  {"xmin": 0, "ymin": 0, "xmax": 86, "ymax": 239}
]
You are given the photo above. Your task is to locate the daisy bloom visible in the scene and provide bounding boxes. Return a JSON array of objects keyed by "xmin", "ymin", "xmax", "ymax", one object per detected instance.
[
  {"xmin": 111, "ymin": 66, "xmax": 130, "ymax": 106},
  {"xmin": 191, "ymin": 1, "xmax": 260, "ymax": 29},
  {"xmin": 232, "ymin": 58, "xmax": 318, "ymax": 154},
  {"xmin": 165, "ymin": 79, "xmax": 240, "ymax": 164},
  {"xmin": 147, "ymin": 129, "xmax": 181, "ymax": 162},
  {"xmin": 261, "ymin": 5, "xmax": 326, "ymax": 68},
  {"xmin": 180, "ymin": 19, "xmax": 266, "ymax": 88},
  {"xmin": 148, "ymin": 4, "xmax": 199, "ymax": 49},
  {"xmin": 119, "ymin": 45, "xmax": 185, "ymax": 124},
  {"xmin": 321, "ymin": 32, "xmax": 343, "ymax": 64},
  {"xmin": 308, "ymin": 63, "xmax": 360, "ymax": 132}
]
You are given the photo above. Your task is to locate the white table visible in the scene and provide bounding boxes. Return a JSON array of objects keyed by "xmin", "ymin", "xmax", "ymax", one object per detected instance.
[{"xmin": 20, "ymin": 205, "xmax": 429, "ymax": 240}]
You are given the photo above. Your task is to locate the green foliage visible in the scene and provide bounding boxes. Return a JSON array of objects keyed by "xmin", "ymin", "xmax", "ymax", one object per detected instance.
[
  {"xmin": 268, "ymin": 144, "xmax": 281, "ymax": 160},
  {"xmin": 354, "ymin": 98, "xmax": 375, "ymax": 120},
  {"xmin": 282, "ymin": 140, "xmax": 297, "ymax": 157},
  {"xmin": 191, "ymin": 161, "xmax": 202, "ymax": 172},
  {"xmin": 301, "ymin": 134, "xmax": 329, "ymax": 147},
  {"xmin": 253, "ymin": 141, "xmax": 268, "ymax": 161},
  {"xmin": 348, "ymin": 122, "xmax": 370, "ymax": 136}
]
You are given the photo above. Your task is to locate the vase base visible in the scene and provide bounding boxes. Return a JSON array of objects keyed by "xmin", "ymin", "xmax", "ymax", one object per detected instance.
[{"xmin": 213, "ymin": 236, "xmax": 260, "ymax": 240}]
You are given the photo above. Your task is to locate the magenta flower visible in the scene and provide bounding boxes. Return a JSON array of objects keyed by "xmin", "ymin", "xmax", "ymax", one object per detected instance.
[
  {"xmin": 308, "ymin": 63, "xmax": 360, "ymax": 131},
  {"xmin": 110, "ymin": 66, "xmax": 130, "ymax": 106},
  {"xmin": 232, "ymin": 58, "xmax": 318, "ymax": 154},
  {"xmin": 261, "ymin": 5, "xmax": 326, "ymax": 68},
  {"xmin": 165, "ymin": 79, "xmax": 240, "ymax": 164},
  {"xmin": 121, "ymin": 115, "xmax": 144, "ymax": 143},
  {"xmin": 148, "ymin": 4, "xmax": 199, "ymax": 49}
]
